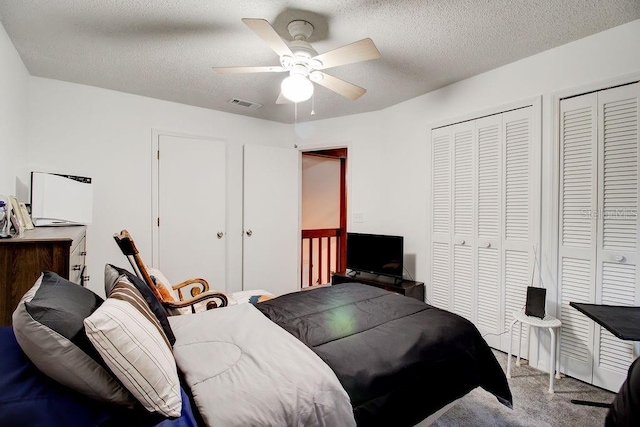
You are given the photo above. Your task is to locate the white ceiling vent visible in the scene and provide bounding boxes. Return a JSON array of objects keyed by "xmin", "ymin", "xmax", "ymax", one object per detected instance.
[{"xmin": 228, "ymin": 98, "xmax": 262, "ymax": 110}]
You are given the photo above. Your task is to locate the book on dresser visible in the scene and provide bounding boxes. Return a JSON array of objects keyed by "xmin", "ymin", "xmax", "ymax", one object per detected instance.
[
  {"xmin": 0, "ymin": 226, "xmax": 87, "ymax": 326},
  {"xmin": 331, "ymin": 270, "xmax": 425, "ymax": 302}
]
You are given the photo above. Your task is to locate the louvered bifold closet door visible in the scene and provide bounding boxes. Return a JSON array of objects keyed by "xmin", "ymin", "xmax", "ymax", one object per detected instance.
[
  {"xmin": 499, "ymin": 107, "xmax": 536, "ymax": 356},
  {"xmin": 475, "ymin": 115, "xmax": 503, "ymax": 348},
  {"xmin": 431, "ymin": 126, "xmax": 453, "ymax": 310},
  {"xmin": 452, "ymin": 122, "xmax": 476, "ymax": 321},
  {"xmin": 558, "ymin": 93, "xmax": 598, "ymax": 383},
  {"xmin": 593, "ymin": 83, "xmax": 640, "ymax": 391}
]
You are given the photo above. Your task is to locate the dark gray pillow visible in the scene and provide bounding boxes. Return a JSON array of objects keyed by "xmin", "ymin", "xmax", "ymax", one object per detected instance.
[
  {"xmin": 25, "ymin": 271, "xmax": 104, "ymax": 361},
  {"xmin": 12, "ymin": 271, "xmax": 135, "ymax": 406}
]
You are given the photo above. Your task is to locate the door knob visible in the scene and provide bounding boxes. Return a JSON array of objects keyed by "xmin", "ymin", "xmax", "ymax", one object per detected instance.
[
  {"xmin": 484, "ymin": 242, "xmax": 491, "ymax": 248},
  {"xmin": 246, "ymin": 230, "xmax": 253, "ymax": 237},
  {"xmin": 614, "ymin": 255, "xmax": 626, "ymax": 263},
  {"xmin": 217, "ymin": 231, "xmax": 224, "ymax": 239},
  {"xmin": 457, "ymin": 239, "xmax": 465, "ymax": 245}
]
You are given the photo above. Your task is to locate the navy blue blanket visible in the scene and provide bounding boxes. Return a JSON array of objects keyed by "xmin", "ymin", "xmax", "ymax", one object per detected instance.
[{"xmin": 0, "ymin": 327, "xmax": 198, "ymax": 427}]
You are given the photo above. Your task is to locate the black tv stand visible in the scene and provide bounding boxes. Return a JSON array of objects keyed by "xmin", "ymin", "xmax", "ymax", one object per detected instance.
[{"xmin": 331, "ymin": 271, "xmax": 425, "ymax": 302}]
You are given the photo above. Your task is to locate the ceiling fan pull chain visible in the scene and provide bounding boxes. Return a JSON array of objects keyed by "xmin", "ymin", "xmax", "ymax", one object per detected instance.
[
  {"xmin": 295, "ymin": 102, "xmax": 298, "ymax": 121},
  {"xmin": 311, "ymin": 94, "xmax": 316, "ymax": 116}
]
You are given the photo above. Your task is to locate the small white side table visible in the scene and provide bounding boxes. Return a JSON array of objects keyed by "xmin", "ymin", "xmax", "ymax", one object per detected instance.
[{"xmin": 507, "ymin": 310, "xmax": 562, "ymax": 393}]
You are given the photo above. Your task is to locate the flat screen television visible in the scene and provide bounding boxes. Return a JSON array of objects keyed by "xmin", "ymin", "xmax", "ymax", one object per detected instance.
[{"xmin": 346, "ymin": 232, "xmax": 404, "ymax": 279}]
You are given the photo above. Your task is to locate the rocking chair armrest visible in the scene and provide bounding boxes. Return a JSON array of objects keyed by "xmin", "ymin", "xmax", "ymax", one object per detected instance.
[
  {"xmin": 172, "ymin": 278, "xmax": 210, "ymax": 300},
  {"xmin": 162, "ymin": 291, "xmax": 229, "ymax": 310}
]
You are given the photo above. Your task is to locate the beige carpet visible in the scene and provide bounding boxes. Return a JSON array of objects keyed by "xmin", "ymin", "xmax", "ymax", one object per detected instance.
[{"xmin": 432, "ymin": 350, "xmax": 616, "ymax": 427}]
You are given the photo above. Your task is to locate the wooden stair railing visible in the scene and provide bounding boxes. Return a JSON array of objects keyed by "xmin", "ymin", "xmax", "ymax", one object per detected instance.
[{"xmin": 301, "ymin": 228, "xmax": 341, "ymax": 287}]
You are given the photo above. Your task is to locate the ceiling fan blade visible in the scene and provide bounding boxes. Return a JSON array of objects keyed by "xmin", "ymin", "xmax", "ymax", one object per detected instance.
[
  {"xmin": 213, "ymin": 66, "xmax": 286, "ymax": 74},
  {"xmin": 241, "ymin": 18, "xmax": 293, "ymax": 58},
  {"xmin": 276, "ymin": 92, "xmax": 292, "ymax": 104},
  {"xmin": 312, "ymin": 38, "xmax": 380, "ymax": 70},
  {"xmin": 315, "ymin": 72, "xmax": 367, "ymax": 101}
]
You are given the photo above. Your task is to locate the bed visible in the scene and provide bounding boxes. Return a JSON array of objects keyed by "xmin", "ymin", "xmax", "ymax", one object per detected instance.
[
  {"xmin": 2, "ymin": 274, "xmax": 512, "ymax": 427},
  {"xmin": 168, "ymin": 283, "xmax": 511, "ymax": 427},
  {"xmin": 256, "ymin": 283, "xmax": 512, "ymax": 426}
]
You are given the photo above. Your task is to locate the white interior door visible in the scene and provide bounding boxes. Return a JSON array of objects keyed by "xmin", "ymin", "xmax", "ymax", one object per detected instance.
[
  {"xmin": 499, "ymin": 107, "xmax": 536, "ymax": 355},
  {"xmin": 558, "ymin": 92, "xmax": 598, "ymax": 383},
  {"xmin": 475, "ymin": 114, "xmax": 503, "ymax": 349},
  {"xmin": 593, "ymin": 83, "xmax": 640, "ymax": 390},
  {"xmin": 558, "ymin": 82, "xmax": 639, "ymax": 391},
  {"xmin": 429, "ymin": 106, "xmax": 538, "ymax": 357},
  {"xmin": 243, "ymin": 145, "xmax": 300, "ymax": 296},
  {"xmin": 452, "ymin": 121, "xmax": 476, "ymax": 322},
  {"xmin": 430, "ymin": 126, "xmax": 452, "ymax": 310},
  {"xmin": 157, "ymin": 135, "xmax": 227, "ymax": 288}
]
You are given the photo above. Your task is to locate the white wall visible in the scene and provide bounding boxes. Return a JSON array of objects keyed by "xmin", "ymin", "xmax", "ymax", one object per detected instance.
[
  {"xmin": 0, "ymin": 21, "xmax": 29, "ymax": 198},
  {"xmin": 27, "ymin": 77, "xmax": 292, "ymax": 296},
  {"xmin": 295, "ymin": 19, "xmax": 640, "ymax": 369},
  {"xmin": 293, "ymin": 112, "xmax": 386, "ymax": 231},
  {"xmin": 301, "ymin": 155, "xmax": 340, "ymax": 229}
]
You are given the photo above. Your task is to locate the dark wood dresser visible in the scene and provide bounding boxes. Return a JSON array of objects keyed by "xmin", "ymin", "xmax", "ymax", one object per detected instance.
[{"xmin": 0, "ymin": 226, "xmax": 87, "ymax": 326}]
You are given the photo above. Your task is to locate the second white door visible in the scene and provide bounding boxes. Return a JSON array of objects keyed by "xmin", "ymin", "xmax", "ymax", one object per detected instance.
[
  {"xmin": 243, "ymin": 145, "xmax": 300, "ymax": 296},
  {"xmin": 157, "ymin": 134, "xmax": 227, "ymax": 288}
]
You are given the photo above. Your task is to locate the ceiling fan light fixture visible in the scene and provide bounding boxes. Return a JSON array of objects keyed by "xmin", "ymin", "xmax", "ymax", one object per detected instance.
[{"xmin": 281, "ymin": 74, "xmax": 314, "ymax": 103}]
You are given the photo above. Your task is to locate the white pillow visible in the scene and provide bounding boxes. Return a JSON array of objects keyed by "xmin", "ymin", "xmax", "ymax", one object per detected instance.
[{"xmin": 84, "ymin": 280, "xmax": 182, "ymax": 417}]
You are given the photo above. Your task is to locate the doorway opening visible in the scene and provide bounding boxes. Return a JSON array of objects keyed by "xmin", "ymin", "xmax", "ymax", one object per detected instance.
[{"xmin": 300, "ymin": 148, "xmax": 347, "ymax": 288}]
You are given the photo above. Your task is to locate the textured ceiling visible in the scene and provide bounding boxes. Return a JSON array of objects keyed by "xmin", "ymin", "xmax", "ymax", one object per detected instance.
[{"xmin": 1, "ymin": 0, "xmax": 639, "ymax": 124}]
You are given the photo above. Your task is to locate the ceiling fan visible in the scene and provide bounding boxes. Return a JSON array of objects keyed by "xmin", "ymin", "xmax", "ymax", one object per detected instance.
[{"xmin": 213, "ymin": 18, "xmax": 381, "ymax": 104}]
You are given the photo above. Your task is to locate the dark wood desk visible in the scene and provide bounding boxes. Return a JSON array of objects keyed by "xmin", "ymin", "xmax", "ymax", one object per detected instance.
[
  {"xmin": 570, "ymin": 303, "xmax": 640, "ymax": 341},
  {"xmin": 569, "ymin": 302, "xmax": 640, "ymax": 407}
]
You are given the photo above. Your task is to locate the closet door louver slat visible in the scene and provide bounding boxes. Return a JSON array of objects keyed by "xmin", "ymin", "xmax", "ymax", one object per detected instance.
[
  {"xmin": 453, "ymin": 127, "xmax": 474, "ymax": 237},
  {"xmin": 503, "ymin": 250, "xmax": 530, "ymax": 354},
  {"xmin": 433, "ymin": 132, "xmax": 451, "ymax": 236},
  {"xmin": 453, "ymin": 244, "xmax": 473, "ymax": 320},
  {"xmin": 593, "ymin": 83, "xmax": 640, "ymax": 391},
  {"xmin": 504, "ymin": 118, "xmax": 530, "ymax": 241},
  {"xmin": 431, "ymin": 242, "xmax": 450, "ymax": 308},
  {"xmin": 558, "ymin": 93, "xmax": 598, "ymax": 384}
]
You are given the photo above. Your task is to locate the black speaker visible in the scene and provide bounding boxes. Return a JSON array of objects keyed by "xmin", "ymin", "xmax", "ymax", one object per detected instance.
[{"xmin": 525, "ymin": 287, "xmax": 546, "ymax": 319}]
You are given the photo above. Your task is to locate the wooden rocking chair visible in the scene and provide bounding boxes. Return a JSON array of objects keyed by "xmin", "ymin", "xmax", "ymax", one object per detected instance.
[{"xmin": 113, "ymin": 229, "xmax": 228, "ymax": 313}]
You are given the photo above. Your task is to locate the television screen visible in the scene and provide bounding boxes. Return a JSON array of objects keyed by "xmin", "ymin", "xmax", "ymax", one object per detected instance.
[{"xmin": 346, "ymin": 233, "xmax": 403, "ymax": 279}]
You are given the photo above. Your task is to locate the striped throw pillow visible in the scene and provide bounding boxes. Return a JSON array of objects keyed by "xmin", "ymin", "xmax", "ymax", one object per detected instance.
[{"xmin": 84, "ymin": 280, "xmax": 182, "ymax": 417}]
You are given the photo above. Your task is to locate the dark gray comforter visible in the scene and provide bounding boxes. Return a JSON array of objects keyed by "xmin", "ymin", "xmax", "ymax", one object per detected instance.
[{"xmin": 256, "ymin": 283, "xmax": 512, "ymax": 427}]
